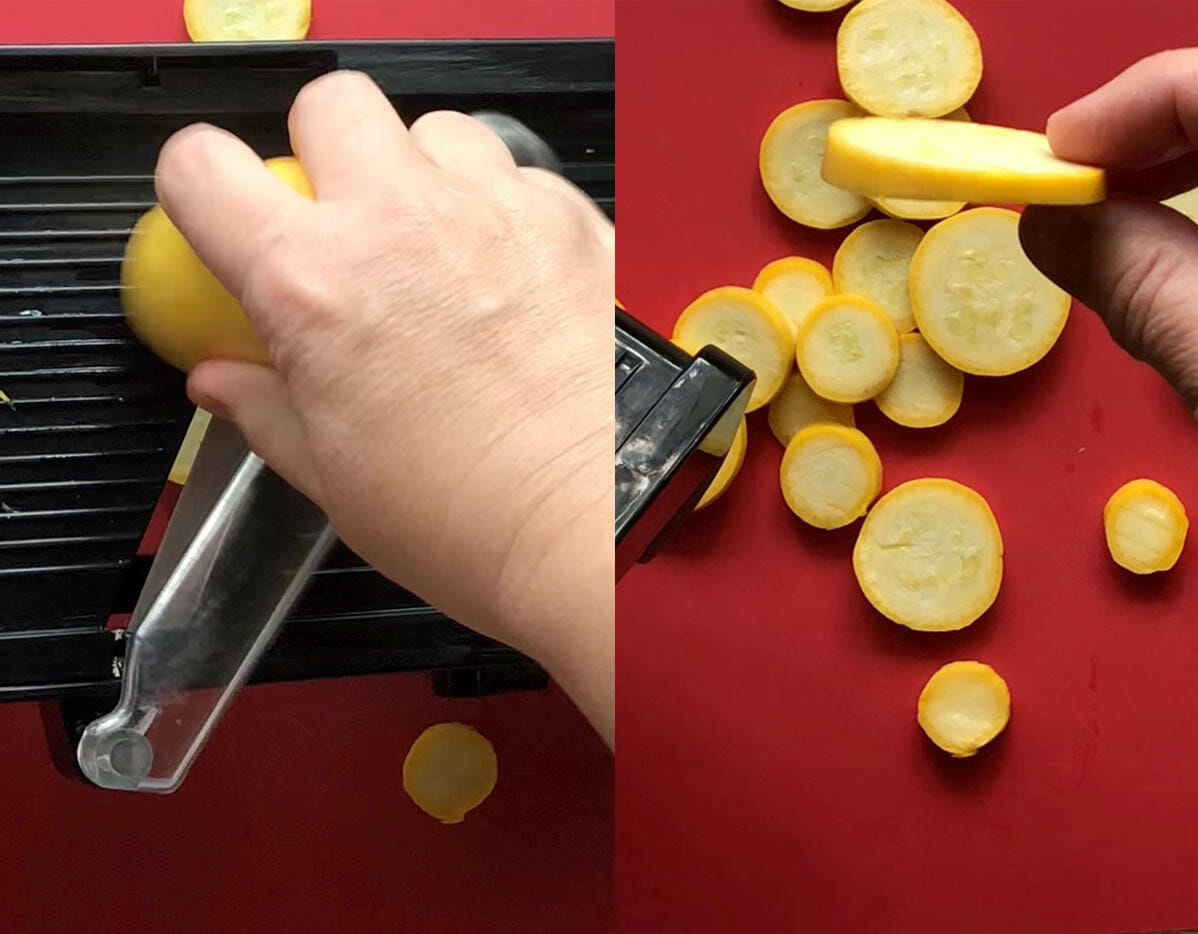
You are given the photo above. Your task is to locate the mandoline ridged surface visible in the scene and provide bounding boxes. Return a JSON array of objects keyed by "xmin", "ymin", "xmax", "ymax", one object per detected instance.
[{"xmin": 0, "ymin": 172, "xmax": 191, "ymax": 628}]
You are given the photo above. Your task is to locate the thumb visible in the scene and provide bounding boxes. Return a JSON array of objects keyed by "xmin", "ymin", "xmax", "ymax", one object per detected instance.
[{"xmin": 1020, "ymin": 197, "xmax": 1198, "ymax": 411}]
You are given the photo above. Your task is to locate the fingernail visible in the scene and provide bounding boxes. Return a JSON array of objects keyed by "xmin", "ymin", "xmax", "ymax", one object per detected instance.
[{"xmin": 187, "ymin": 387, "xmax": 230, "ymax": 421}]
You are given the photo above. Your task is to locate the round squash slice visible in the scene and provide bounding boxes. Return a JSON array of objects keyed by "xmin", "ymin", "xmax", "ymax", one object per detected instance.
[
  {"xmin": 796, "ymin": 294, "xmax": 900, "ymax": 403},
  {"xmin": 780, "ymin": 424, "xmax": 882, "ymax": 529},
  {"xmin": 854, "ymin": 478, "xmax": 1003, "ymax": 631},
  {"xmin": 1104, "ymin": 479, "xmax": 1188, "ymax": 574},
  {"xmin": 697, "ymin": 419, "xmax": 748, "ymax": 510},
  {"xmin": 403, "ymin": 723, "xmax": 498, "ymax": 825},
  {"xmin": 753, "ymin": 257, "xmax": 834, "ymax": 337},
  {"xmin": 832, "ymin": 218, "xmax": 923, "ymax": 333},
  {"xmin": 918, "ymin": 661, "xmax": 1010, "ymax": 757},
  {"xmin": 908, "ymin": 208, "xmax": 1071, "ymax": 376},
  {"xmin": 836, "ymin": 0, "xmax": 982, "ymax": 118},
  {"xmin": 767, "ymin": 370, "xmax": 855, "ymax": 447},
  {"xmin": 673, "ymin": 286, "xmax": 794, "ymax": 412},
  {"xmin": 874, "ymin": 332, "xmax": 963, "ymax": 428},
  {"xmin": 760, "ymin": 99, "xmax": 872, "ymax": 229},
  {"xmin": 777, "ymin": 0, "xmax": 856, "ymax": 9},
  {"xmin": 184, "ymin": 0, "xmax": 311, "ymax": 41}
]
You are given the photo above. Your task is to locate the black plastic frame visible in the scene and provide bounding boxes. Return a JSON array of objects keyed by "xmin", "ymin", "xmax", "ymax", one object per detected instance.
[{"xmin": 615, "ymin": 309, "xmax": 753, "ymax": 578}]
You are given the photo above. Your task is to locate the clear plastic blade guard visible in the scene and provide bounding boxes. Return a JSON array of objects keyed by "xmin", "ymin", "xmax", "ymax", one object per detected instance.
[{"xmin": 77, "ymin": 417, "xmax": 336, "ymax": 792}]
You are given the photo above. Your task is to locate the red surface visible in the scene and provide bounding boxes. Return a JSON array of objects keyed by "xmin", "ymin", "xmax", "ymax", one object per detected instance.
[
  {"xmin": 0, "ymin": 3, "xmax": 612, "ymax": 933},
  {"xmin": 0, "ymin": 0, "xmax": 612, "ymax": 43},
  {"xmin": 618, "ymin": 2, "xmax": 1198, "ymax": 932}
]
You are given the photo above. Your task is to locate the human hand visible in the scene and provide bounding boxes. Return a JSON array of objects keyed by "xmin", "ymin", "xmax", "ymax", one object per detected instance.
[
  {"xmin": 1020, "ymin": 49, "xmax": 1198, "ymax": 412},
  {"xmin": 154, "ymin": 71, "xmax": 614, "ymax": 745}
]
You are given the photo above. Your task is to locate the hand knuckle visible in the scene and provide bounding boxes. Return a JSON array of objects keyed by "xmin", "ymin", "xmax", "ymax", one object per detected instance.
[
  {"xmin": 543, "ymin": 190, "xmax": 594, "ymax": 241},
  {"xmin": 410, "ymin": 109, "xmax": 467, "ymax": 139},
  {"xmin": 155, "ymin": 126, "xmax": 219, "ymax": 195},
  {"xmin": 245, "ymin": 241, "xmax": 331, "ymax": 322},
  {"xmin": 290, "ymin": 70, "xmax": 377, "ymax": 128}
]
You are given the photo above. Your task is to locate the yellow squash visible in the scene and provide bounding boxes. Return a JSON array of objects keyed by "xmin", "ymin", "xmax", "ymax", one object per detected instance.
[
  {"xmin": 780, "ymin": 423, "xmax": 882, "ymax": 529},
  {"xmin": 918, "ymin": 661, "xmax": 1011, "ymax": 757},
  {"xmin": 403, "ymin": 723, "xmax": 498, "ymax": 825},
  {"xmin": 122, "ymin": 156, "xmax": 314, "ymax": 372},
  {"xmin": 1104, "ymin": 479, "xmax": 1188, "ymax": 574},
  {"xmin": 184, "ymin": 0, "xmax": 311, "ymax": 42},
  {"xmin": 854, "ymin": 478, "xmax": 1003, "ymax": 631},
  {"xmin": 824, "ymin": 118, "xmax": 1106, "ymax": 205},
  {"xmin": 673, "ymin": 287, "xmax": 795, "ymax": 412}
]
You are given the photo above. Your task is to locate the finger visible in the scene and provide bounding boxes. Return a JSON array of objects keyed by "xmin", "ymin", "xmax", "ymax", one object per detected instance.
[
  {"xmin": 519, "ymin": 166, "xmax": 614, "ymax": 254},
  {"xmin": 156, "ymin": 123, "xmax": 311, "ymax": 301},
  {"xmin": 187, "ymin": 360, "xmax": 325, "ymax": 504},
  {"xmin": 288, "ymin": 70, "xmax": 432, "ymax": 199},
  {"xmin": 1109, "ymin": 151, "xmax": 1198, "ymax": 201},
  {"xmin": 1020, "ymin": 197, "xmax": 1198, "ymax": 411},
  {"xmin": 408, "ymin": 110, "xmax": 519, "ymax": 181},
  {"xmin": 1046, "ymin": 49, "xmax": 1198, "ymax": 170}
]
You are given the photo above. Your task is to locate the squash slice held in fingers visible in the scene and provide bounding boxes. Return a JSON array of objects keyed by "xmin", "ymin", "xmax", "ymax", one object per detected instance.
[
  {"xmin": 823, "ymin": 118, "xmax": 1106, "ymax": 205},
  {"xmin": 873, "ymin": 108, "xmax": 971, "ymax": 221}
]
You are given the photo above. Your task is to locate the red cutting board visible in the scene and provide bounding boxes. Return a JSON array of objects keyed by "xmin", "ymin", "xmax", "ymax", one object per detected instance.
[{"xmin": 618, "ymin": 2, "xmax": 1198, "ymax": 932}]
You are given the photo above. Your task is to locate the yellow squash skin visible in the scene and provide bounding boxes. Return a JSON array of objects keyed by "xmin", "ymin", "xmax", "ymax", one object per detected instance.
[
  {"xmin": 780, "ymin": 423, "xmax": 882, "ymax": 529},
  {"xmin": 402, "ymin": 723, "xmax": 499, "ymax": 825},
  {"xmin": 122, "ymin": 156, "xmax": 313, "ymax": 372},
  {"xmin": 1104, "ymin": 479, "xmax": 1189, "ymax": 574},
  {"xmin": 796, "ymin": 294, "xmax": 900, "ymax": 403},
  {"xmin": 908, "ymin": 208, "xmax": 1071, "ymax": 377},
  {"xmin": 918, "ymin": 660, "xmax": 1011, "ymax": 757},
  {"xmin": 760, "ymin": 99, "xmax": 872, "ymax": 230},
  {"xmin": 673, "ymin": 286, "xmax": 795, "ymax": 412},
  {"xmin": 697, "ymin": 419, "xmax": 748, "ymax": 509},
  {"xmin": 854, "ymin": 478, "xmax": 1003, "ymax": 631},
  {"xmin": 184, "ymin": 0, "xmax": 311, "ymax": 42},
  {"xmin": 824, "ymin": 118, "xmax": 1107, "ymax": 205}
]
